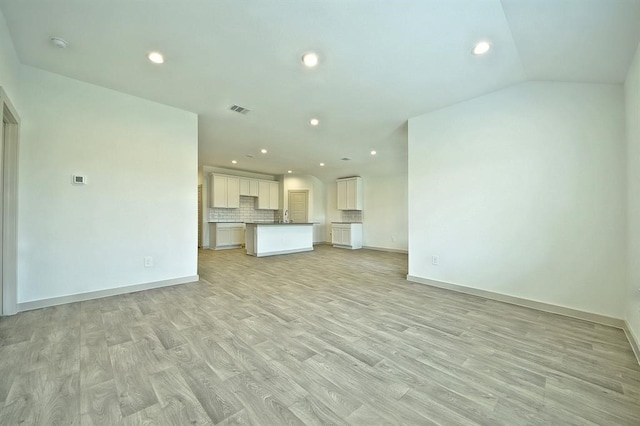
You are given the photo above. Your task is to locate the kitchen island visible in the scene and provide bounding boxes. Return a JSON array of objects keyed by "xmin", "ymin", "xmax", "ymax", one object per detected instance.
[{"xmin": 245, "ymin": 222, "xmax": 314, "ymax": 257}]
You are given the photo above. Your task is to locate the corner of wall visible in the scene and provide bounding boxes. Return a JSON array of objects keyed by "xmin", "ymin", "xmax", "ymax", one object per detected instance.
[{"xmin": 625, "ymin": 40, "xmax": 640, "ymax": 351}]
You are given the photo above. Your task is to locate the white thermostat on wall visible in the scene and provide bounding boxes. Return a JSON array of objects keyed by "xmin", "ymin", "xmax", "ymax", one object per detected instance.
[{"xmin": 72, "ymin": 175, "xmax": 87, "ymax": 185}]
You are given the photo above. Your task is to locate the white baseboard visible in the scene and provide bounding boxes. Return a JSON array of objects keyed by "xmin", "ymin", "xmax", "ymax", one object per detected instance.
[
  {"xmin": 406, "ymin": 275, "xmax": 624, "ymax": 329},
  {"xmin": 623, "ymin": 320, "xmax": 640, "ymax": 365},
  {"xmin": 17, "ymin": 275, "xmax": 200, "ymax": 312},
  {"xmin": 363, "ymin": 246, "xmax": 408, "ymax": 254}
]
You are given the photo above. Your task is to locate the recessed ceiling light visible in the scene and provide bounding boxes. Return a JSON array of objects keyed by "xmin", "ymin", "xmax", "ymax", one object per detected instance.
[
  {"xmin": 309, "ymin": 118, "xmax": 319, "ymax": 126},
  {"xmin": 302, "ymin": 52, "xmax": 319, "ymax": 67},
  {"xmin": 148, "ymin": 51, "xmax": 164, "ymax": 64},
  {"xmin": 261, "ymin": 149, "xmax": 267, "ymax": 154},
  {"xmin": 371, "ymin": 150, "xmax": 377, "ymax": 155},
  {"xmin": 231, "ymin": 160, "xmax": 237, "ymax": 164},
  {"xmin": 50, "ymin": 37, "xmax": 68, "ymax": 49},
  {"xmin": 472, "ymin": 41, "xmax": 491, "ymax": 55},
  {"xmin": 287, "ymin": 170, "xmax": 293, "ymax": 174},
  {"xmin": 319, "ymin": 162, "xmax": 325, "ymax": 167}
]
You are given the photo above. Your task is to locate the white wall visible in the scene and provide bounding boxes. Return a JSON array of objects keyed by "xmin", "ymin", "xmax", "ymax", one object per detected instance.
[
  {"xmin": 408, "ymin": 81, "xmax": 627, "ymax": 318},
  {"xmin": 0, "ymin": 7, "xmax": 20, "ymax": 108},
  {"xmin": 362, "ymin": 175, "xmax": 408, "ymax": 251},
  {"xmin": 626, "ymin": 42, "xmax": 640, "ymax": 344},
  {"xmin": 283, "ymin": 175, "xmax": 326, "ymax": 243},
  {"xmin": 325, "ymin": 173, "xmax": 408, "ymax": 252},
  {"xmin": 18, "ymin": 65, "xmax": 198, "ymax": 304}
]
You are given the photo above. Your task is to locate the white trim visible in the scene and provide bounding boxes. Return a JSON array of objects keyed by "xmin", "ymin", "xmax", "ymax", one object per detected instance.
[
  {"xmin": 363, "ymin": 245, "xmax": 408, "ymax": 254},
  {"xmin": 0, "ymin": 87, "xmax": 19, "ymax": 316},
  {"xmin": 406, "ymin": 275, "xmax": 624, "ymax": 328},
  {"xmin": 17, "ymin": 275, "xmax": 199, "ymax": 312},
  {"xmin": 623, "ymin": 321, "xmax": 640, "ymax": 365}
]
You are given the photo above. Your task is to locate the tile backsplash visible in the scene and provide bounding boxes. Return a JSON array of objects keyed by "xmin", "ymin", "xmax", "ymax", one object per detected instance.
[
  {"xmin": 342, "ymin": 210, "xmax": 363, "ymax": 222},
  {"xmin": 209, "ymin": 196, "xmax": 275, "ymax": 222}
]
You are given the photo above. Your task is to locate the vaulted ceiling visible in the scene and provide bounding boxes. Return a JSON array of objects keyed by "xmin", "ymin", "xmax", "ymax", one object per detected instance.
[{"xmin": 1, "ymin": 0, "xmax": 639, "ymax": 181}]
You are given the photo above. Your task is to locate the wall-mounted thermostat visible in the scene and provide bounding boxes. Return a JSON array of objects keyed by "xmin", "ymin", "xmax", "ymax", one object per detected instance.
[{"xmin": 72, "ymin": 175, "xmax": 87, "ymax": 185}]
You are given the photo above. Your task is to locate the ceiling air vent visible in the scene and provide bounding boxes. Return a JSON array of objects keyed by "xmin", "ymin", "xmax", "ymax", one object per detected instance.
[
  {"xmin": 341, "ymin": 157, "xmax": 352, "ymax": 161},
  {"xmin": 229, "ymin": 104, "xmax": 250, "ymax": 114}
]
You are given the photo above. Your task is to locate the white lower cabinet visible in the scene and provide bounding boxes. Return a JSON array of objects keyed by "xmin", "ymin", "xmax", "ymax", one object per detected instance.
[
  {"xmin": 210, "ymin": 223, "xmax": 245, "ymax": 249},
  {"xmin": 331, "ymin": 223, "xmax": 363, "ymax": 249}
]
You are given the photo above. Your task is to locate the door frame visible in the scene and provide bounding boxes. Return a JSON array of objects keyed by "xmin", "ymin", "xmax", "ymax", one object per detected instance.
[
  {"xmin": 198, "ymin": 184, "xmax": 203, "ymax": 248},
  {"xmin": 287, "ymin": 189, "xmax": 309, "ymax": 223},
  {"xmin": 1, "ymin": 87, "xmax": 19, "ymax": 316}
]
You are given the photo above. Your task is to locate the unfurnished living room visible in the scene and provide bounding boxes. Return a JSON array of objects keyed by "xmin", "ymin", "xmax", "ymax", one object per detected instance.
[{"xmin": 1, "ymin": 0, "xmax": 640, "ymax": 424}]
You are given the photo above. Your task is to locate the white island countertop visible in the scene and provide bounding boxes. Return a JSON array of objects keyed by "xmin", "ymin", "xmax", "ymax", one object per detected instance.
[{"xmin": 245, "ymin": 222, "xmax": 313, "ymax": 257}]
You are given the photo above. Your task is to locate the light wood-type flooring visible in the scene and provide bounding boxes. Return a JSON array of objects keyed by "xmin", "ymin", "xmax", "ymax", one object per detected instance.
[{"xmin": 1, "ymin": 245, "xmax": 639, "ymax": 424}]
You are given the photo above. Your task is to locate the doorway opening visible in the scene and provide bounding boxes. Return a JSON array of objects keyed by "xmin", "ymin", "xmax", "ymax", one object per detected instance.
[
  {"xmin": 198, "ymin": 184, "xmax": 203, "ymax": 248},
  {"xmin": 1, "ymin": 88, "xmax": 19, "ymax": 316}
]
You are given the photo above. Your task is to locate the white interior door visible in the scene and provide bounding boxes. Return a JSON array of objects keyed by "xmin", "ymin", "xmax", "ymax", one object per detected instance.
[{"xmin": 288, "ymin": 190, "xmax": 308, "ymax": 223}]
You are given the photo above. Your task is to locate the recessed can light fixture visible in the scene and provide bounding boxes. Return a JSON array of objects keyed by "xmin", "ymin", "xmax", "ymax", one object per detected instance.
[
  {"xmin": 319, "ymin": 162, "xmax": 325, "ymax": 167},
  {"xmin": 148, "ymin": 51, "xmax": 164, "ymax": 64},
  {"xmin": 231, "ymin": 160, "xmax": 237, "ymax": 164},
  {"xmin": 472, "ymin": 41, "xmax": 491, "ymax": 55},
  {"xmin": 287, "ymin": 170, "xmax": 293, "ymax": 174},
  {"xmin": 309, "ymin": 118, "xmax": 319, "ymax": 126},
  {"xmin": 371, "ymin": 150, "xmax": 377, "ymax": 155},
  {"xmin": 261, "ymin": 149, "xmax": 267, "ymax": 154},
  {"xmin": 50, "ymin": 37, "xmax": 69, "ymax": 49},
  {"xmin": 302, "ymin": 52, "xmax": 319, "ymax": 67}
]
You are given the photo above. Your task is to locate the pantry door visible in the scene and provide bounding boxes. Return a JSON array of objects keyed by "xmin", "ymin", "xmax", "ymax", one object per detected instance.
[{"xmin": 288, "ymin": 190, "xmax": 308, "ymax": 223}]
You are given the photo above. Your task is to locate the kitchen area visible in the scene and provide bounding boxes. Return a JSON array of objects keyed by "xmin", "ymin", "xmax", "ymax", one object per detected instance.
[{"xmin": 200, "ymin": 167, "xmax": 365, "ymax": 257}]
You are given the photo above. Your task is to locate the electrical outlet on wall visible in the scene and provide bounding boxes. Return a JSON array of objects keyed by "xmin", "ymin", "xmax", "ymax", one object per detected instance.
[
  {"xmin": 432, "ymin": 255, "xmax": 439, "ymax": 266},
  {"xmin": 144, "ymin": 256, "xmax": 154, "ymax": 268}
]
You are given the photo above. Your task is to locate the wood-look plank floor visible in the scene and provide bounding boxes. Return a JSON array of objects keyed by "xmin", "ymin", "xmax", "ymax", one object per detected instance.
[{"xmin": 1, "ymin": 245, "xmax": 639, "ymax": 425}]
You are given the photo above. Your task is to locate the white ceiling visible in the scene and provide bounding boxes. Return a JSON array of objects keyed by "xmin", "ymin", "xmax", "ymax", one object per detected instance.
[{"xmin": 1, "ymin": 0, "xmax": 639, "ymax": 181}]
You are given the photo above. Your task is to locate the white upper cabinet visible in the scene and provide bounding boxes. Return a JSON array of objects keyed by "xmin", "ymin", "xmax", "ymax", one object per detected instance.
[
  {"xmin": 257, "ymin": 180, "xmax": 279, "ymax": 210},
  {"xmin": 337, "ymin": 177, "xmax": 362, "ymax": 210},
  {"xmin": 269, "ymin": 181, "xmax": 279, "ymax": 210},
  {"xmin": 210, "ymin": 174, "xmax": 240, "ymax": 208},
  {"xmin": 211, "ymin": 173, "xmax": 277, "ymax": 210},
  {"xmin": 257, "ymin": 181, "xmax": 270, "ymax": 209},
  {"xmin": 249, "ymin": 180, "xmax": 259, "ymax": 197},
  {"xmin": 239, "ymin": 178, "xmax": 250, "ymax": 196},
  {"xmin": 239, "ymin": 178, "xmax": 263, "ymax": 197}
]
